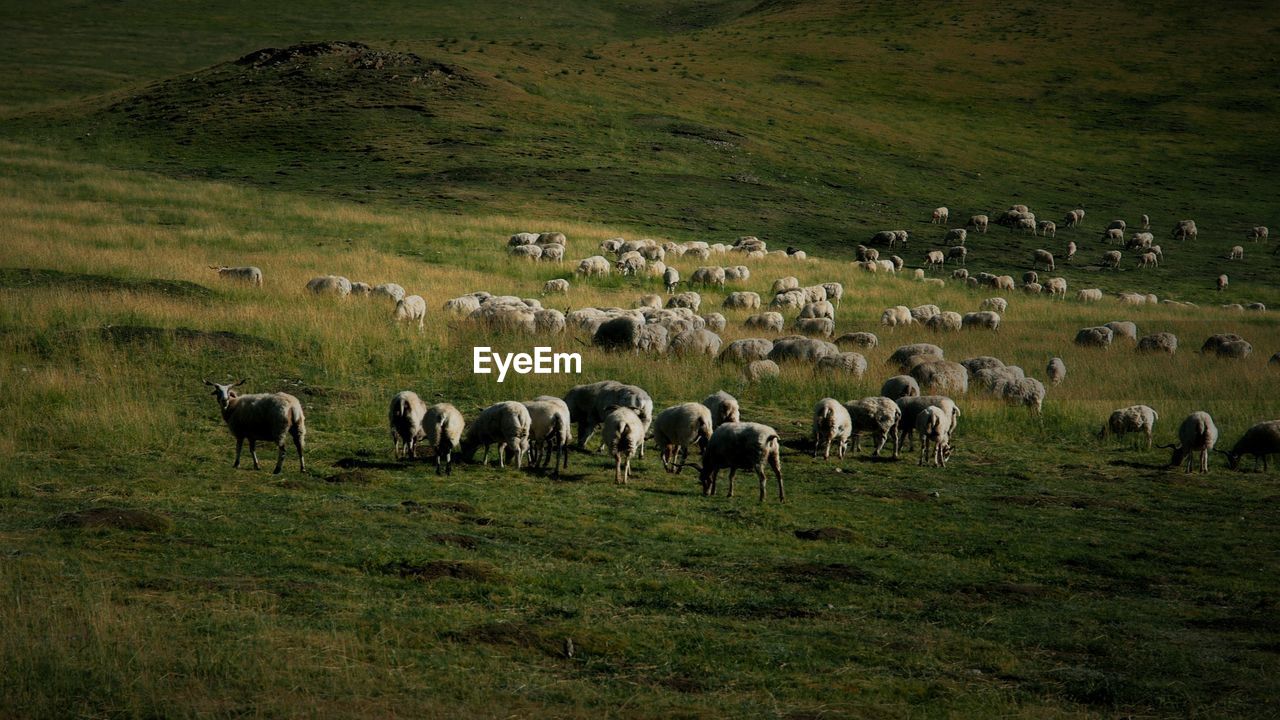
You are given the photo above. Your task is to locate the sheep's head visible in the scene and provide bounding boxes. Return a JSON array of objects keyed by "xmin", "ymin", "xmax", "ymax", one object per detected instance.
[
  {"xmin": 203, "ymin": 379, "xmax": 245, "ymax": 410},
  {"xmin": 1215, "ymin": 449, "xmax": 1242, "ymax": 470},
  {"xmin": 1157, "ymin": 442, "xmax": 1187, "ymax": 467}
]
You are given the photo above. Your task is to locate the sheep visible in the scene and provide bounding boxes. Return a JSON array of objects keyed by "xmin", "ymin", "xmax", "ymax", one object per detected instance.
[
  {"xmin": 798, "ymin": 299, "xmax": 835, "ymax": 321},
  {"xmin": 1102, "ymin": 250, "xmax": 1122, "ymax": 269},
  {"xmin": 1066, "ymin": 241, "xmax": 1078, "ymax": 263},
  {"xmin": 916, "ymin": 406, "xmax": 953, "ymax": 467},
  {"xmin": 460, "ymin": 402, "xmax": 531, "ymax": 468},
  {"xmin": 393, "ymin": 295, "xmax": 427, "ymax": 330},
  {"xmin": 690, "ymin": 422, "xmax": 784, "ymax": 502},
  {"xmin": 926, "ymin": 311, "xmax": 962, "ymax": 332},
  {"xmin": 966, "ymin": 214, "xmax": 989, "ymax": 233},
  {"xmin": 1172, "ymin": 219, "xmax": 1198, "ymax": 241},
  {"xmin": 601, "ymin": 406, "xmax": 644, "ymax": 484},
  {"xmin": 945, "ymin": 228, "xmax": 968, "ymax": 245},
  {"xmin": 896, "ymin": 395, "xmax": 960, "ymax": 453},
  {"xmin": 1137, "ymin": 332, "xmax": 1178, "ymax": 354},
  {"xmin": 470, "ymin": 302, "xmax": 536, "ymax": 334},
  {"xmin": 801, "ymin": 285, "xmax": 828, "ymax": 304},
  {"xmin": 1015, "ymin": 216, "xmax": 1037, "ymax": 234},
  {"xmin": 1247, "ymin": 303, "xmax": 1266, "ymax": 312},
  {"xmin": 959, "ymin": 356, "xmax": 1004, "ymax": 375},
  {"xmin": 210, "ymin": 265, "xmax": 263, "ymax": 286},
  {"xmin": 667, "ymin": 291, "xmax": 701, "ymax": 311},
  {"xmin": 1135, "ymin": 251, "xmax": 1157, "ymax": 268},
  {"xmin": 538, "ymin": 231, "xmax": 568, "ymax": 246},
  {"xmin": 1022, "ymin": 270, "xmax": 1038, "ymax": 285},
  {"xmin": 723, "ymin": 291, "xmax": 762, "ymax": 311},
  {"xmin": 1117, "ymin": 292, "xmax": 1146, "ymax": 306},
  {"xmin": 856, "ymin": 244, "xmax": 880, "ymax": 262},
  {"xmin": 948, "ymin": 246, "xmax": 968, "ymax": 265},
  {"xmin": 1157, "ymin": 411, "xmax": 1219, "ymax": 473},
  {"xmin": 636, "ymin": 323, "xmax": 670, "ymax": 354},
  {"xmin": 881, "ymin": 375, "xmax": 920, "ymax": 400},
  {"xmin": 350, "ymin": 282, "xmax": 372, "ymax": 296},
  {"xmin": 871, "ymin": 230, "xmax": 898, "ymax": 246},
  {"xmin": 994, "ymin": 275, "xmax": 1015, "ymax": 291},
  {"xmin": 724, "ymin": 265, "xmax": 751, "ymax": 281},
  {"xmin": 422, "ymin": 403, "xmax": 465, "ymax": 475},
  {"xmin": 881, "ymin": 305, "xmax": 914, "ymax": 328},
  {"xmin": 980, "ymin": 297, "xmax": 1008, "ymax": 313},
  {"xmin": 638, "ymin": 244, "xmax": 665, "ymax": 263},
  {"xmin": 911, "ymin": 359, "xmax": 969, "ymax": 395},
  {"xmin": 1200, "ymin": 334, "xmax": 1244, "ymax": 354},
  {"xmin": 910, "ymin": 268, "xmax": 925, "ymax": 280},
  {"xmin": 576, "ymin": 255, "xmax": 611, "ymax": 277},
  {"xmin": 509, "ymin": 232, "xmax": 539, "ymax": 247},
  {"xmin": 306, "ymin": 275, "xmax": 351, "ymax": 297},
  {"xmin": 795, "ymin": 317, "xmax": 835, "ymax": 338},
  {"xmin": 1101, "ymin": 321, "xmax": 1136, "ymax": 342},
  {"xmin": 771, "ymin": 276, "xmax": 800, "ymax": 293},
  {"xmin": 670, "ymin": 328, "xmax": 722, "ymax": 357},
  {"xmin": 564, "ymin": 381, "xmax": 653, "ymax": 457},
  {"xmin": 954, "ymin": 269, "xmax": 971, "ymax": 280},
  {"xmin": 995, "ymin": 377, "xmax": 1046, "ymax": 415},
  {"xmin": 836, "ymin": 332, "xmax": 878, "ymax": 350},
  {"xmin": 1103, "ymin": 228, "xmax": 1125, "ymax": 244},
  {"xmin": 521, "ymin": 399, "xmax": 571, "ymax": 476},
  {"xmin": 443, "ymin": 294, "xmax": 482, "ymax": 316},
  {"xmin": 1107, "ymin": 219, "xmax": 1127, "ymax": 233},
  {"xmin": 1023, "ymin": 282, "xmax": 1043, "ymax": 295},
  {"xmin": 1218, "ymin": 420, "xmax": 1280, "ymax": 471},
  {"xmin": 890, "ymin": 255, "xmax": 905, "ymax": 271},
  {"xmin": 887, "ymin": 343, "xmax": 943, "ymax": 370},
  {"xmin": 962, "ymin": 311, "xmax": 1000, "ymax": 331},
  {"xmin": 718, "ymin": 338, "xmax": 774, "ymax": 365},
  {"xmin": 1126, "ymin": 232, "xmax": 1154, "ymax": 251},
  {"xmin": 924, "ymin": 250, "xmax": 945, "ymax": 267},
  {"xmin": 1030, "ymin": 249, "xmax": 1055, "ymax": 272},
  {"xmin": 744, "ymin": 312, "xmax": 785, "ymax": 334},
  {"xmin": 1217, "ymin": 274, "xmax": 1229, "ymax": 291},
  {"xmin": 845, "ymin": 397, "xmax": 903, "ymax": 457},
  {"xmin": 1075, "ymin": 326, "xmax": 1115, "ymax": 348},
  {"xmin": 1046, "ymin": 357, "xmax": 1066, "ymax": 385},
  {"xmin": 1228, "ymin": 245, "xmax": 1244, "ymax": 261},
  {"xmin": 633, "ymin": 294, "xmax": 663, "ymax": 310},
  {"xmin": 822, "ymin": 283, "xmax": 844, "ymax": 308},
  {"xmin": 931, "ymin": 207, "xmax": 949, "ymax": 224},
  {"xmin": 743, "ymin": 359, "xmax": 780, "ymax": 382},
  {"xmin": 1247, "ymin": 226, "xmax": 1269, "ymax": 242},
  {"xmin": 1099, "ymin": 405, "xmax": 1159, "ymax": 448},
  {"xmin": 616, "ymin": 251, "xmax": 646, "ymax": 275},
  {"xmin": 768, "ymin": 335, "xmax": 839, "ymax": 363},
  {"xmin": 702, "ymin": 390, "xmax": 741, "ymax": 428},
  {"xmin": 542, "ymin": 278, "xmax": 570, "ymax": 295},
  {"xmin": 893, "ymin": 230, "xmax": 910, "ymax": 247},
  {"xmin": 511, "ymin": 244, "xmax": 543, "ymax": 261},
  {"xmin": 702, "ymin": 313, "xmax": 727, "ymax": 332},
  {"xmin": 599, "ymin": 238, "xmax": 624, "ymax": 253},
  {"xmin": 389, "ymin": 391, "xmax": 428, "ymax": 459},
  {"xmin": 1037, "ymin": 220, "xmax": 1057, "ymax": 238},
  {"xmin": 540, "ymin": 244, "xmax": 566, "ymax": 263},
  {"xmin": 815, "ymin": 352, "xmax": 868, "ymax": 377},
  {"xmin": 652, "ymin": 403, "xmax": 712, "ymax": 474},
  {"xmin": 812, "ymin": 398, "xmax": 853, "ymax": 460},
  {"xmin": 1062, "ymin": 209, "xmax": 1082, "ymax": 228},
  {"xmin": 691, "ymin": 266, "xmax": 727, "ymax": 288},
  {"xmin": 203, "ymin": 380, "xmax": 305, "ymax": 474},
  {"xmin": 1215, "ymin": 339, "xmax": 1253, "ymax": 359}
]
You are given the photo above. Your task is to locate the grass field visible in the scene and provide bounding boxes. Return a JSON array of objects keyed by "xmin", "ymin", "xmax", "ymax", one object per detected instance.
[{"xmin": 2, "ymin": 1, "xmax": 1280, "ymax": 717}]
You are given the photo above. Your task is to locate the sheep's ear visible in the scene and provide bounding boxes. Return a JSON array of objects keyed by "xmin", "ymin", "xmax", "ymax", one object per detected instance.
[
  {"xmin": 232, "ymin": 378, "xmax": 247, "ymax": 388},
  {"xmin": 203, "ymin": 379, "xmax": 214, "ymax": 386}
]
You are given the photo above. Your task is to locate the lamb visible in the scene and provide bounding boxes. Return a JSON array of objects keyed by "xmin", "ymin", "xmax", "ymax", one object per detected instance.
[
  {"xmin": 881, "ymin": 375, "xmax": 920, "ymax": 400},
  {"xmin": 389, "ymin": 391, "xmax": 428, "ymax": 459},
  {"xmin": 980, "ymin": 297, "xmax": 1008, "ymax": 313},
  {"xmin": 1102, "ymin": 250, "xmax": 1123, "ymax": 269},
  {"xmin": 670, "ymin": 328, "xmax": 722, "ymax": 357},
  {"xmin": 602, "ymin": 406, "xmax": 644, "ymax": 484},
  {"xmin": 461, "ymin": 401, "xmax": 531, "ymax": 468},
  {"xmin": 523, "ymin": 399, "xmax": 571, "ymax": 476},
  {"xmin": 794, "ymin": 317, "xmax": 835, "ymax": 338},
  {"xmin": 768, "ymin": 335, "xmax": 839, "ymax": 363},
  {"xmin": 1137, "ymin": 332, "xmax": 1178, "ymax": 354},
  {"xmin": 916, "ymin": 406, "xmax": 953, "ymax": 467},
  {"xmin": 723, "ymin": 291, "xmax": 762, "ymax": 311},
  {"xmin": 306, "ymin": 275, "xmax": 352, "ymax": 297},
  {"xmin": 393, "ymin": 295, "xmax": 427, "ymax": 330},
  {"xmin": 203, "ymin": 380, "xmax": 305, "ymax": 474},
  {"xmin": 1172, "ymin": 219, "xmax": 1198, "ymax": 241},
  {"xmin": 745, "ymin": 312, "xmax": 785, "ymax": 333},
  {"xmin": 1157, "ymin": 411, "xmax": 1219, "ymax": 473},
  {"xmin": 1247, "ymin": 226, "xmax": 1269, "ymax": 242},
  {"xmin": 881, "ymin": 305, "xmax": 914, "ymax": 328},
  {"xmin": 926, "ymin": 311, "xmax": 962, "ymax": 332},
  {"xmin": 1076, "ymin": 324, "xmax": 1114, "ymax": 346},
  {"xmin": 422, "ymin": 403, "xmax": 465, "ymax": 475},
  {"xmin": 1099, "ymin": 405, "xmax": 1159, "ymax": 449},
  {"xmin": 967, "ymin": 214, "xmax": 989, "ymax": 233},
  {"xmin": 1033, "ymin": 249, "xmax": 1055, "ymax": 271},
  {"xmin": 815, "ymin": 352, "xmax": 868, "ymax": 376},
  {"xmin": 845, "ymin": 396, "xmax": 903, "ymax": 457},
  {"xmin": 1217, "ymin": 274, "xmax": 1229, "ymax": 291},
  {"xmin": 945, "ymin": 228, "xmax": 968, "ymax": 245},
  {"xmin": 1046, "ymin": 357, "xmax": 1066, "ymax": 385},
  {"xmin": 911, "ymin": 359, "xmax": 970, "ymax": 394},
  {"xmin": 812, "ymin": 398, "xmax": 853, "ymax": 460},
  {"xmin": 836, "ymin": 332, "xmax": 878, "ymax": 350},
  {"xmin": 962, "ymin": 311, "xmax": 1000, "ymax": 331},
  {"xmin": 648, "ymin": 403, "xmax": 711, "ymax": 474},
  {"xmin": 896, "ymin": 395, "xmax": 960, "ymax": 453},
  {"xmin": 702, "ymin": 390, "xmax": 741, "ymax": 428},
  {"xmin": 210, "ymin": 265, "xmax": 263, "ymax": 286},
  {"xmin": 718, "ymin": 338, "xmax": 774, "ymax": 364},
  {"xmin": 690, "ymin": 422, "xmax": 784, "ymax": 502},
  {"xmin": 564, "ymin": 381, "xmax": 653, "ymax": 456},
  {"xmin": 1218, "ymin": 420, "xmax": 1280, "ymax": 471},
  {"xmin": 1037, "ymin": 220, "xmax": 1057, "ymax": 238},
  {"xmin": 931, "ymin": 207, "xmax": 949, "ymax": 224}
]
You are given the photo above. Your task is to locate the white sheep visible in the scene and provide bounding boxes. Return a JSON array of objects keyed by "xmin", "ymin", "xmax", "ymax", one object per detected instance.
[
  {"xmin": 881, "ymin": 305, "xmax": 913, "ymax": 328},
  {"xmin": 1217, "ymin": 274, "xmax": 1229, "ymax": 291},
  {"xmin": 723, "ymin": 291, "xmax": 762, "ymax": 311},
  {"xmin": 394, "ymin": 295, "xmax": 427, "ymax": 330},
  {"xmin": 461, "ymin": 401, "xmax": 531, "ymax": 468},
  {"xmin": 895, "ymin": 395, "xmax": 960, "ymax": 452},
  {"xmin": 663, "ymin": 266, "xmax": 680, "ymax": 293},
  {"xmin": 389, "ymin": 390, "xmax": 428, "ymax": 459},
  {"xmin": 203, "ymin": 380, "xmax": 305, "ymax": 474},
  {"xmin": 210, "ymin": 265, "xmax": 263, "ymax": 286},
  {"xmin": 1033, "ymin": 249, "xmax": 1055, "ymax": 271},
  {"xmin": 423, "ymin": 403, "xmax": 465, "ymax": 475},
  {"xmin": 962, "ymin": 311, "xmax": 1000, "ymax": 331},
  {"xmin": 967, "ymin": 215, "xmax": 989, "ymax": 233},
  {"xmin": 931, "ymin": 206, "xmax": 949, "ymax": 224},
  {"xmin": 916, "ymin": 405, "xmax": 953, "ymax": 467},
  {"xmin": 1229, "ymin": 246, "xmax": 1244, "ymax": 260},
  {"xmin": 601, "ymin": 406, "xmax": 644, "ymax": 484},
  {"xmin": 1157, "ymin": 411, "xmax": 1218, "ymax": 473},
  {"xmin": 1099, "ymin": 405, "xmax": 1159, "ymax": 449},
  {"xmin": 653, "ymin": 403, "xmax": 713, "ymax": 473},
  {"xmin": 845, "ymin": 396, "xmax": 902, "ymax": 458},
  {"xmin": 1046, "ymin": 357, "xmax": 1066, "ymax": 386},
  {"xmin": 703, "ymin": 390, "xmax": 741, "ymax": 427},
  {"xmin": 543, "ymin": 278, "xmax": 570, "ymax": 295},
  {"xmin": 306, "ymin": 275, "xmax": 351, "ymax": 297},
  {"xmin": 812, "ymin": 398, "xmax": 853, "ymax": 460},
  {"xmin": 980, "ymin": 297, "xmax": 1008, "ymax": 313},
  {"xmin": 523, "ymin": 398, "xmax": 571, "ymax": 476}
]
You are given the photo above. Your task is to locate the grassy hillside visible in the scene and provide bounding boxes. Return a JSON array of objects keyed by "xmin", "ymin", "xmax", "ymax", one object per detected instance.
[{"xmin": 2, "ymin": 0, "xmax": 1280, "ymax": 717}]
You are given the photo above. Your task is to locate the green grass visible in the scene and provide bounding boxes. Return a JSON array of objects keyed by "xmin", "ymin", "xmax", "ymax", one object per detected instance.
[{"xmin": 2, "ymin": 1, "xmax": 1280, "ymax": 717}]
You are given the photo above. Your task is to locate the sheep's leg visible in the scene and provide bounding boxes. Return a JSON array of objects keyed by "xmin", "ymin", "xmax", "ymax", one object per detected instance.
[
  {"xmin": 726, "ymin": 468, "xmax": 737, "ymax": 498},
  {"xmin": 444, "ymin": 452, "xmax": 452, "ymax": 476},
  {"xmin": 892, "ymin": 428, "xmax": 900, "ymax": 459},
  {"xmin": 577, "ymin": 423, "xmax": 595, "ymax": 451},
  {"xmin": 756, "ymin": 466, "xmax": 767, "ymax": 502},
  {"xmin": 771, "ymin": 455, "xmax": 785, "ymax": 502},
  {"xmin": 234, "ymin": 438, "xmax": 244, "ymax": 468},
  {"xmin": 481, "ymin": 444, "xmax": 490, "ymax": 466},
  {"xmin": 623, "ymin": 456, "xmax": 631, "ymax": 484},
  {"xmin": 273, "ymin": 440, "xmax": 286, "ymax": 474},
  {"xmin": 873, "ymin": 430, "xmax": 887, "ymax": 457},
  {"xmin": 615, "ymin": 454, "xmax": 623, "ymax": 484},
  {"xmin": 497, "ymin": 442, "xmax": 507, "ymax": 469},
  {"xmin": 249, "ymin": 439, "xmax": 261, "ymax": 470}
]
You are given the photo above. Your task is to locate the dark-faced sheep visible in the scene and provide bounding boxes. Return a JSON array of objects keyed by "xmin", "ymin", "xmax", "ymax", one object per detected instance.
[
  {"xmin": 205, "ymin": 380, "xmax": 305, "ymax": 474},
  {"xmin": 1218, "ymin": 420, "xmax": 1280, "ymax": 471},
  {"xmin": 690, "ymin": 422, "xmax": 784, "ymax": 502}
]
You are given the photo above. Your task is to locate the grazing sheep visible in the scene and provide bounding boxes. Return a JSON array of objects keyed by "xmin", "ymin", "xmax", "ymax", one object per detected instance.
[
  {"xmin": 470, "ymin": 302, "xmax": 537, "ymax": 334},
  {"xmin": 210, "ymin": 265, "xmax": 263, "ymax": 287},
  {"xmin": 1022, "ymin": 270, "xmax": 1038, "ymax": 286},
  {"xmin": 881, "ymin": 305, "xmax": 914, "ymax": 328},
  {"xmin": 1215, "ymin": 339, "xmax": 1253, "ymax": 359},
  {"xmin": 701, "ymin": 390, "xmax": 741, "ymax": 428},
  {"xmin": 422, "ymin": 403, "xmax": 465, "ymax": 475},
  {"xmin": 652, "ymin": 403, "xmax": 713, "ymax": 473},
  {"xmin": 1137, "ymin": 332, "xmax": 1178, "ymax": 354},
  {"xmin": 1136, "ymin": 251, "xmax": 1157, "ymax": 268},
  {"xmin": 1217, "ymin": 274, "xmax": 1229, "ymax": 291},
  {"xmin": 945, "ymin": 228, "xmax": 968, "ymax": 245},
  {"xmin": 1103, "ymin": 228, "xmax": 1124, "ymax": 244},
  {"xmin": 1023, "ymin": 282, "xmax": 1043, "ymax": 294},
  {"xmin": 745, "ymin": 312, "xmax": 785, "ymax": 333},
  {"xmin": 1107, "ymin": 219, "xmax": 1127, "ymax": 233},
  {"xmin": 980, "ymin": 297, "xmax": 1008, "ymax": 313},
  {"xmin": 509, "ymin": 232, "xmax": 539, "ymax": 247},
  {"xmin": 816, "ymin": 352, "xmax": 868, "ymax": 376},
  {"xmin": 890, "ymin": 255, "xmax": 905, "ymax": 271},
  {"xmin": 1062, "ymin": 209, "xmax": 1082, "ymax": 228},
  {"xmin": 1103, "ymin": 321, "xmax": 1137, "ymax": 342},
  {"xmin": 1102, "ymin": 250, "xmax": 1122, "ymax": 269},
  {"xmin": 1046, "ymin": 357, "xmax": 1066, "ymax": 385},
  {"xmin": 724, "ymin": 291, "xmax": 762, "ymax": 311},
  {"xmin": 540, "ymin": 244, "xmax": 565, "ymax": 263},
  {"xmin": 743, "ymin": 359, "xmax": 781, "ymax": 382},
  {"xmin": 1076, "ymin": 288, "xmax": 1103, "ymax": 302},
  {"xmin": 954, "ymin": 268, "xmax": 971, "ymax": 280},
  {"xmin": 822, "ymin": 282, "xmax": 844, "ymax": 308},
  {"xmin": 204, "ymin": 380, "xmax": 305, "ymax": 474},
  {"xmin": 924, "ymin": 250, "xmax": 945, "ymax": 267},
  {"xmin": 856, "ymin": 245, "xmax": 880, "ymax": 262},
  {"xmin": 871, "ymin": 230, "xmax": 898, "ymax": 246},
  {"xmin": 1158, "ymin": 411, "xmax": 1219, "ymax": 473},
  {"xmin": 461, "ymin": 402, "xmax": 531, "ymax": 468},
  {"xmin": 960, "ymin": 356, "xmax": 1005, "ymax": 375},
  {"xmin": 1247, "ymin": 226, "xmax": 1269, "ymax": 242},
  {"xmin": 543, "ymin": 278, "xmax": 570, "ymax": 295},
  {"xmin": 1033, "ymin": 249, "xmax": 1055, "ymax": 271},
  {"xmin": 769, "ymin": 335, "xmax": 839, "ymax": 363},
  {"xmin": 887, "ymin": 343, "xmax": 944, "ymax": 370},
  {"xmin": 812, "ymin": 398, "xmax": 853, "ymax": 460},
  {"xmin": 667, "ymin": 291, "xmax": 702, "ymax": 312},
  {"xmin": 798, "ymin": 301, "xmax": 835, "ymax": 322},
  {"xmin": 1200, "ymin": 334, "xmax": 1244, "ymax": 354},
  {"xmin": 836, "ymin": 332, "xmax": 878, "ymax": 350},
  {"xmin": 702, "ymin": 313, "xmax": 727, "ymax": 332},
  {"xmin": 538, "ymin": 231, "xmax": 568, "ymax": 247},
  {"xmin": 389, "ymin": 391, "xmax": 428, "ymax": 459},
  {"xmin": 770, "ymin": 289, "xmax": 806, "ymax": 311},
  {"xmin": 511, "ymin": 244, "xmax": 543, "ymax": 261},
  {"xmin": 692, "ymin": 422, "xmax": 784, "ymax": 502},
  {"xmin": 670, "ymin": 328, "xmax": 723, "ymax": 357},
  {"xmin": 911, "ymin": 360, "xmax": 969, "ymax": 395},
  {"xmin": 563, "ymin": 381, "xmax": 653, "ymax": 455},
  {"xmin": 896, "ymin": 395, "xmax": 960, "ymax": 453},
  {"xmin": 1037, "ymin": 221, "xmax": 1057, "ymax": 238},
  {"xmin": 948, "ymin": 246, "xmax": 968, "ymax": 265},
  {"xmin": 523, "ymin": 399, "xmax": 571, "ymax": 476},
  {"xmin": 724, "ymin": 265, "xmax": 751, "ymax": 281},
  {"xmin": 576, "ymin": 255, "xmax": 611, "ymax": 277},
  {"xmin": 932, "ymin": 207, "xmax": 949, "ymax": 224},
  {"xmin": 350, "ymin": 282, "xmax": 372, "ymax": 296},
  {"xmin": 844, "ymin": 396, "xmax": 902, "ymax": 457},
  {"xmin": 910, "ymin": 268, "xmax": 925, "ymax": 280},
  {"xmin": 916, "ymin": 406, "xmax": 953, "ymax": 467},
  {"xmin": 1015, "ymin": 216, "xmax": 1037, "ymax": 234},
  {"xmin": 1141, "ymin": 214, "xmax": 1150, "ymax": 230},
  {"xmin": 881, "ymin": 375, "xmax": 921, "ymax": 400},
  {"xmin": 994, "ymin": 275, "xmax": 1015, "ymax": 291},
  {"xmin": 1099, "ymin": 405, "xmax": 1159, "ymax": 449},
  {"xmin": 1075, "ymin": 326, "xmax": 1115, "ymax": 348},
  {"xmin": 967, "ymin": 214, "xmax": 989, "ymax": 233},
  {"xmin": 1247, "ymin": 303, "xmax": 1266, "ymax": 312},
  {"xmin": 636, "ymin": 323, "xmax": 670, "ymax": 354},
  {"xmin": 1228, "ymin": 245, "xmax": 1244, "ymax": 260},
  {"xmin": 601, "ymin": 406, "xmax": 644, "ymax": 484},
  {"xmin": 771, "ymin": 276, "xmax": 800, "ymax": 293},
  {"xmin": 996, "ymin": 377, "xmax": 1046, "ymax": 415},
  {"xmin": 443, "ymin": 294, "xmax": 482, "ymax": 316},
  {"xmin": 1043, "ymin": 277, "xmax": 1066, "ymax": 300},
  {"xmin": 1066, "ymin": 241, "xmax": 1078, "ymax": 264},
  {"xmin": 1172, "ymin": 219, "xmax": 1198, "ymax": 241},
  {"xmin": 691, "ymin": 266, "xmax": 727, "ymax": 289},
  {"xmin": 306, "ymin": 275, "xmax": 352, "ymax": 297},
  {"xmin": 962, "ymin": 311, "xmax": 1001, "ymax": 331},
  {"xmin": 634, "ymin": 294, "xmax": 663, "ymax": 310},
  {"xmin": 795, "ymin": 317, "xmax": 835, "ymax": 338},
  {"xmin": 393, "ymin": 295, "xmax": 427, "ymax": 330},
  {"xmin": 718, "ymin": 338, "xmax": 774, "ymax": 365},
  {"xmin": 926, "ymin": 311, "xmax": 963, "ymax": 332},
  {"xmin": 1218, "ymin": 420, "xmax": 1280, "ymax": 471}
]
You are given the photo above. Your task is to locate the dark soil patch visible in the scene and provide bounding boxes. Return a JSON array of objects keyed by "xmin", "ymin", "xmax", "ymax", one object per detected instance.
[
  {"xmin": 332, "ymin": 457, "xmax": 400, "ymax": 470},
  {"xmin": 775, "ymin": 561, "xmax": 871, "ymax": 583},
  {"xmin": 428, "ymin": 533, "xmax": 484, "ymax": 550},
  {"xmin": 793, "ymin": 527, "xmax": 856, "ymax": 542},
  {"xmin": 51, "ymin": 507, "xmax": 173, "ymax": 533},
  {"xmin": 422, "ymin": 500, "xmax": 476, "ymax": 513},
  {"xmin": 325, "ymin": 469, "xmax": 375, "ymax": 484},
  {"xmin": 0, "ymin": 267, "xmax": 213, "ymax": 299},
  {"xmin": 446, "ymin": 621, "xmax": 563, "ymax": 657},
  {"xmin": 375, "ymin": 559, "xmax": 502, "ymax": 583}
]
